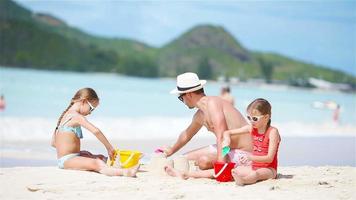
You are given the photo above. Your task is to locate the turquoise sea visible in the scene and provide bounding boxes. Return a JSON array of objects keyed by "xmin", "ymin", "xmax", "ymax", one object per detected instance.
[
  {"xmin": 0, "ymin": 67, "xmax": 355, "ymax": 167},
  {"xmin": 0, "ymin": 67, "xmax": 355, "ymax": 141}
]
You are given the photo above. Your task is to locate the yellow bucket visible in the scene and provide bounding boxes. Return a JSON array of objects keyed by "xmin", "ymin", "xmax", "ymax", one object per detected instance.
[{"xmin": 108, "ymin": 149, "xmax": 142, "ymax": 168}]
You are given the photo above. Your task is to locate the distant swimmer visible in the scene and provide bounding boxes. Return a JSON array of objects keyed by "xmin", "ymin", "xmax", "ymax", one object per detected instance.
[
  {"xmin": 220, "ymin": 85, "xmax": 235, "ymax": 106},
  {"xmin": 324, "ymin": 101, "xmax": 338, "ymax": 110},
  {"xmin": 312, "ymin": 100, "xmax": 338, "ymax": 110},
  {"xmin": 312, "ymin": 100, "xmax": 341, "ymax": 123},
  {"xmin": 333, "ymin": 104, "xmax": 340, "ymax": 123},
  {"xmin": 0, "ymin": 95, "xmax": 5, "ymax": 111}
]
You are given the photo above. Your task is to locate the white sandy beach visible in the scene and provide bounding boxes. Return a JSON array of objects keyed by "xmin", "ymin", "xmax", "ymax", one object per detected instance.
[
  {"xmin": 1, "ymin": 137, "xmax": 355, "ymax": 200},
  {"xmin": 0, "ymin": 165, "xmax": 355, "ymax": 200}
]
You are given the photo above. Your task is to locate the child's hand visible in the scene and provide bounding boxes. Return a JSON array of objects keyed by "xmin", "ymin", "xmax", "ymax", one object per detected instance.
[
  {"xmin": 107, "ymin": 148, "xmax": 115, "ymax": 160},
  {"xmin": 239, "ymin": 155, "xmax": 250, "ymax": 164},
  {"xmin": 162, "ymin": 146, "xmax": 173, "ymax": 157}
]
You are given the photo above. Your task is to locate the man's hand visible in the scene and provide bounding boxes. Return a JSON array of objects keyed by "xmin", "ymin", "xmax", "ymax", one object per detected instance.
[{"xmin": 163, "ymin": 146, "xmax": 173, "ymax": 157}]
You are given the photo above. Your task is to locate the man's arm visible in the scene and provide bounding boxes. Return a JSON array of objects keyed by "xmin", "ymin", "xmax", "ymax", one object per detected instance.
[{"xmin": 165, "ymin": 112, "xmax": 203, "ymax": 156}]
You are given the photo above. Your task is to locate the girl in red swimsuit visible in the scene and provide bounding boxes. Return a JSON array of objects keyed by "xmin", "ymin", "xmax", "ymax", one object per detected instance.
[{"xmin": 223, "ymin": 98, "xmax": 281, "ymax": 186}]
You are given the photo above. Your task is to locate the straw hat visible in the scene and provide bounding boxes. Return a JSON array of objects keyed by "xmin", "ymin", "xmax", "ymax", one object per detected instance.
[{"xmin": 170, "ymin": 72, "xmax": 207, "ymax": 94}]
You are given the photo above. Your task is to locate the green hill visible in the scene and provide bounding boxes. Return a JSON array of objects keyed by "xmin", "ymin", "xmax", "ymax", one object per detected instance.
[
  {"xmin": 158, "ymin": 25, "xmax": 257, "ymax": 78},
  {"xmin": 252, "ymin": 52, "xmax": 355, "ymax": 85},
  {"xmin": 1, "ymin": 0, "xmax": 355, "ymax": 86},
  {"xmin": 0, "ymin": 0, "xmax": 119, "ymax": 72},
  {"xmin": 159, "ymin": 25, "xmax": 355, "ymax": 85},
  {"xmin": 42, "ymin": 19, "xmax": 159, "ymax": 77},
  {"xmin": 0, "ymin": 0, "xmax": 158, "ymax": 76},
  {"xmin": 33, "ymin": 12, "xmax": 157, "ymax": 61}
]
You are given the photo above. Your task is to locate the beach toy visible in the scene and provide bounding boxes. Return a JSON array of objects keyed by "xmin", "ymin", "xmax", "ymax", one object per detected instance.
[
  {"xmin": 222, "ymin": 146, "xmax": 230, "ymax": 157},
  {"xmin": 119, "ymin": 150, "xmax": 142, "ymax": 168},
  {"xmin": 213, "ymin": 162, "xmax": 235, "ymax": 182},
  {"xmin": 154, "ymin": 148, "xmax": 164, "ymax": 153},
  {"xmin": 149, "ymin": 153, "xmax": 173, "ymax": 175},
  {"xmin": 107, "ymin": 149, "xmax": 142, "ymax": 168},
  {"xmin": 173, "ymin": 155, "xmax": 189, "ymax": 173}
]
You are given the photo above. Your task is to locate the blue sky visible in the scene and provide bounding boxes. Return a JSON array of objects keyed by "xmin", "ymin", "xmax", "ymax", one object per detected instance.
[{"xmin": 15, "ymin": 0, "xmax": 356, "ymax": 75}]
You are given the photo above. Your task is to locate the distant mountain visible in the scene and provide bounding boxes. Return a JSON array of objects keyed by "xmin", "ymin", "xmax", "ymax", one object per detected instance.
[
  {"xmin": 0, "ymin": 0, "xmax": 118, "ymax": 72},
  {"xmin": 0, "ymin": 0, "xmax": 31, "ymax": 21},
  {"xmin": 159, "ymin": 25, "xmax": 355, "ymax": 85},
  {"xmin": 0, "ymin": 0, "xmax": 159, "ymax": 76},
  {"xmin": 1, "ymin": 0, "xmax": 355, "ymax": 86},
  {"xmin": 158, "ymin": 25, "xmax": 255, "ymax": 78},
  {"xmin": 34, "ymin": 12, "xmax": 157, "ymax": 57}
]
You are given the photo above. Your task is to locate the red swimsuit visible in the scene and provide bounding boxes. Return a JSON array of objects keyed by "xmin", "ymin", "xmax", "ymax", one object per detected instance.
[{"xmin": 251, "ymin": 127, "xmax": 280, "ymax": 172}]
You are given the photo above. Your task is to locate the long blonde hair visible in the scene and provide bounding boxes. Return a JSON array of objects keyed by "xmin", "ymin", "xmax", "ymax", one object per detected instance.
[{"xmin": 54, "ymin": 88, "xmax": 99, "ymax": 134}]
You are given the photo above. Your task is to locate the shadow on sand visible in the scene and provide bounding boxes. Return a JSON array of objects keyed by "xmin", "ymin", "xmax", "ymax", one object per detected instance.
[{"xmin": 277, "ymin": 174, "xmax": 294, "ymax": 179}]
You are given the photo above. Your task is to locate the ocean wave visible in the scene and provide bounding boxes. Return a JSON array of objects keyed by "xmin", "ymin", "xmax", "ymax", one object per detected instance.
[{"xmin": 0, "ymin": 117, "xmax": 355, "ymax": 141}]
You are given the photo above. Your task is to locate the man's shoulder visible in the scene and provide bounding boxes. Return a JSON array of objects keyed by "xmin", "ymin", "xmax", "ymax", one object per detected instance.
[
  {"xmin": 193, "ymin": 109, "xmax": 204, "ymax": 117},
  {"xmin": 206, "ymin": 96, "xmax": 225, "ymax": 105},
  {"xmin": 206, "ymin": 95, "xmax": 221, "ymax": 100},
  {"xmin": 192, "ymin": 109, "xmax": 204, "ymax": 121}
]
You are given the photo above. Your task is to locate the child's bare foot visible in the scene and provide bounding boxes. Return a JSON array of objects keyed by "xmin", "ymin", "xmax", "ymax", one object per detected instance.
[
  {"xmin": 123, "ymin": 164, "xmax": 140, "ymax": 177},
  {"xmin": 232, "ymin": 169, "xmax": 244, "ymax": 186},
  {"xmin": 164, "ymin": 166, "xmax": 188, "ymax": 180}
]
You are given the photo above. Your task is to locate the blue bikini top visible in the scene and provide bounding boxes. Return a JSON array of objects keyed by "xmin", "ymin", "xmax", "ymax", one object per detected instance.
[{"xmin": 57, "ymin": 115, "xmax": 83, "ymax": 139}]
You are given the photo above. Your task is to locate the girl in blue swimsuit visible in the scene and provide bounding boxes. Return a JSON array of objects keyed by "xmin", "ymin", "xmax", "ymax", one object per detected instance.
[{"xmin": 51, "ymin": 88, "xmax": 139, "ymax": 177}]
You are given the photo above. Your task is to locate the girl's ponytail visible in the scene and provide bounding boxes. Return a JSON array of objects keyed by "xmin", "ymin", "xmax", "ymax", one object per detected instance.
[
  {"xmin": 54, "ymin": 101, "xmax": 74, "ymax": 133},
  {"xmin": 51, "ymin": 101, "xmax": 74, "ymax": 147}
]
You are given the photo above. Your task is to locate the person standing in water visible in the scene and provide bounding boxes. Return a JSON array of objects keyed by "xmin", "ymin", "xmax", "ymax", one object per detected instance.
[
  {"xmin": 0, "ymin": 95, "xmax": 6, "ymax": 111},
  {"xmin": 220, "ymin": 85, "xmax": 234, "ymax": 106},
  {"xmin": 333, "ymin": 104, "xmax": 340, "ymax": 123}
]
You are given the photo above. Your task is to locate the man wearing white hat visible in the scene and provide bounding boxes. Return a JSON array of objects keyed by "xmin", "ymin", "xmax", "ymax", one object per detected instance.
[{"xmin": 164, "ymin": 72, "xmax": 252, "ymax": 170}]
